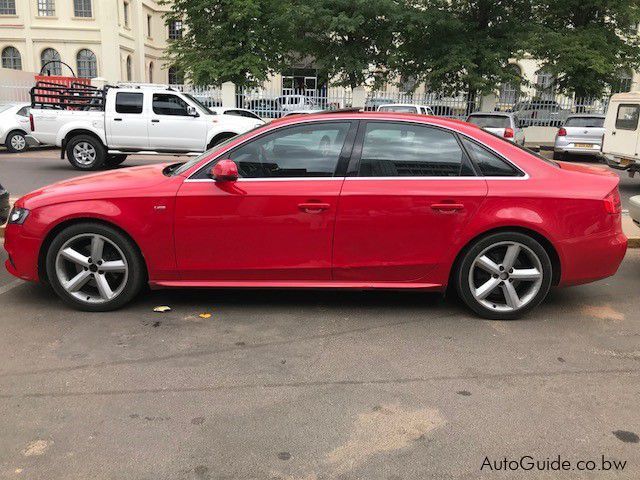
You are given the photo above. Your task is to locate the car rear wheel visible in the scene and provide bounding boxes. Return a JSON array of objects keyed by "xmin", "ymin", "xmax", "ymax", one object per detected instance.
[
  {"xmin": 46, "ymin": 223, "xmax": 145, "ymax": 311},
  {"xmin": 105, "ymin": 154, "xmax": 127, "ymax": 167},
  {"xmin": 66, "ymin": 135, "xmax": 106, "ymax": 170},
  {"xmin": 455, "ymin": 232, "xmax": 553, "ymax": 320},
  {"xmin": 5, "ymin": 131, "xmax": 27, "ymax": 153}
]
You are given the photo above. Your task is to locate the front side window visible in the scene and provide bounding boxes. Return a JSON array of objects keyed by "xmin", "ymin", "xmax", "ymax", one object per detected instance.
[
  {"xmin": 115, "ymin": 92, "xmax": 143, "ymax": 114},
  {"xmin": 168, "ymin": 20, "xmax": 182, "ymax": 40},
  {"xmin": 73, "ymin": 0, "xmax": 91, "ymax": 17},
  {"xmin": 152, "ymin": 93, "xmax": 189, "ymax": 116},
  {"xmin": 41, "ymin": 48, "xmax": 61, "ymax": 75},
  {"xmin": 226, "ymin": 122, "xmax": 351, "ymax": 178},
  {"xmin": 358, "ymin": 122, "xmax": 473, "ymax": 177},
  {"xmin": 1, "ymin": 46, "xmax": 21, "ymax": 70},
  {"xmin": 37, "ymin": 0, "xmax": 55, "ymax": 16},
  {"xmin": 76, "ymin": 49, "xmax": 97, "ymax": 78},
  {"xmin": 461, "ymin": 137, "xmax": 521, "ymax": 177},
  {"xmin": 615, "ymin": 104, "xmax": 640, "ymax": 131},
  {"xmin": 0, "ymin": 0, "xmax": 16, "ymax": 15}
]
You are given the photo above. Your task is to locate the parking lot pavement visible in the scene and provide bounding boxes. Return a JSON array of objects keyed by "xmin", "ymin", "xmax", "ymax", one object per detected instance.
[{"xmin": 0, "ymin": 247, "xmax": 639, "ymax": 479}]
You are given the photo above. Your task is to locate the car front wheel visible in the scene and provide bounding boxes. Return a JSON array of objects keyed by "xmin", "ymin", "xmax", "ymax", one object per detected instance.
[
  {"xmin": 46, "ymin": 223, "xmax": 145, "ymax": 311},
  {"xmin": 455, "ymin": 232, "xmax": 553, "ymax": 320}
]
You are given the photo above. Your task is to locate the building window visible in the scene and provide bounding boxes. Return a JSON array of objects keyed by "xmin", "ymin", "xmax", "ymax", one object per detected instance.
[
  {"xmin": 168, "ymin": 66, "xmax": 183, "ymax": 84},
  {"xmin": 123, "ymin": 1, "xmax": 129, "ymax": 27},
  {"xmin": 498, "ymin": 64, "xmax": 521, "ymax": 106},
  {"xmin": 147, "ymin": 14, "xmax": 152, "ymax": 36},
  {"xmin": 73, "ymin": 0, "xmax": 91, "ymax": 17},
  {"xmin": 0, "ymin": 0, "xmax": 16, "ymax": 15},
  {"xmin": 535, "ymin": 69, "xmax": 555, "ymax": 100},
  {"xmin": 148, "ymin": 62, "xmax": 153, "ymax": 83},
  {"xmin": 168, "ymin": 20, "xmax": 182, "ymax": 40},
  {"xmin": 612, "ymin": 70, "xmax": 633, "ymax": 94},
  {"xmin": 77, "ymin": 48, "xmax": 97, "ymax": 78},
  {"xmin": 126, "ymin": 55, "xmax": 132, "ymax": 81},
  {"xmin": 37, "ymin": 0, "xmax": 55, "ymax": 16},
  {"xmin": 1, "ymin": 46, "xmax": 22, "ymax": 70},
  {"xmin": 41, "ymin": 48, "xmax": 62, "ymax": 75}
]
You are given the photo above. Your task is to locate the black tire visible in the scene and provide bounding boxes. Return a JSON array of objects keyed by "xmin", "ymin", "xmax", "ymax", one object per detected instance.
[
  {"xmin": 5, "ymin": 131, "xmax": 27, "ymax": 153},
  {"xmin": 455, "ymin": 232, "xmax": 553, "ymax": 320},
  {"xmin": 552, "ymin": 151, "xmax": 564, "ymax": 161},
  {"xmin": 105, "ymin": 154, "xmax": 128, "ymax": 167},
  {"xmin": 208, "ymin": 132, "xmax": 237, "ymax": 148},
  {"xmin": 46, "ymin": 222, "xmax": 146, "ymax": 311},
  {"xmin": 65, "ymin": 134, "xmax": 106, "ymax": 170}
]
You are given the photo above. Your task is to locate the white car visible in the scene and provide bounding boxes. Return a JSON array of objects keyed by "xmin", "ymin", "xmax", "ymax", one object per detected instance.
[
  {"xmin": 208, "ymin": 107, "xmax": 263, "ymax": 120},
  {"xmin": 0, "ymin": 102, "xmax": 31, "ymax": 153},
  {"xmin": 466, "ymin": 112, "xmax": 525, "ymax": 145},
  {"xmin": 277, "ymin": 95, "xmax": 317, "ymax": 113},
  {"xmin": 27, "ymin": 84, "xmax": 264, "ymax": 170},
  {"xmin": 282, "ymin": 109, "xmax": 326, "ymax": 117},
  {"xmin": 553, "ymin": 114, "xmax": 605, "ymax": 160},
  {"xmin": 377, "ymin": 103, "xmax": 434, "ymax": 115}
]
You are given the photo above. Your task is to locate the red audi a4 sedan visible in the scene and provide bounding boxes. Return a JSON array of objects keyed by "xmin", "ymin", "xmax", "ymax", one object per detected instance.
[{"xmin": 4, "ymin": 112, "xmax": 627, "ymax": 319}]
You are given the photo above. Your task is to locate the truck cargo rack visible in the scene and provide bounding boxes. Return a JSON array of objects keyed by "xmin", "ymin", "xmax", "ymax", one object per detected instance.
[{"xmin": 30, "ymin": 80, "xmax": 106, "ymax": 110}]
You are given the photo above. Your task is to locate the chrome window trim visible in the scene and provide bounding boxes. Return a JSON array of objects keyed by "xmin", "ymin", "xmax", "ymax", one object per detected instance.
[{"xmin": 185, "ymin": 116, "xmax": 531, "ymax": 181}]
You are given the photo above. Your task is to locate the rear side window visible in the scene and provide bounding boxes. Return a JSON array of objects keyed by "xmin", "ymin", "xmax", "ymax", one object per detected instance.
[
  {"xmin": 358, "ymin": 122, "xmax": 474, "ymax": 177},
  {"xmin": 115, "ymin": 92, "xmax": 143, "ymax": 114},
  {"xmin": 461, "ymin": 137, "xmax": 522, "ymax": 177},
  {"xmin": 467, "ymin": 115, "xmax": 510, "ymax": 129},
  {"xmin": 565, "ymin": 117, "xmax": 604, "ymax": 128},
  {"xmin": 615, "ymin": 104, "xmax": 640, "ymax": 130}
]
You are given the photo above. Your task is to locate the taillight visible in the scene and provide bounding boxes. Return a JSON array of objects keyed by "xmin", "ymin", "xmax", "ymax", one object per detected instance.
[
  {"xmin": 603, "ymin": 188, "xmax": 621, "ymax": 214},
  {"xmin": 29, "ymin": 113, "xmax": 34, "ymax": 131},
  {"xmin": 503, "ymin": 127, "xmax": 514, "ymax": 138},
  {"xmin": 557, "ymin": 127, "xmax": 567, "ymax": 136}
]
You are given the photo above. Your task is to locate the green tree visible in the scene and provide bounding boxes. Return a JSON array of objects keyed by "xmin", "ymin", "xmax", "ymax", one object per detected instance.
[
  {"xmin": 393, "ymin": 0, "xmax": 532, "ymax": 98},
  {"xmin": 530, "ymin": 0, "xmax": 640, "ymax": 98},
  {"xmin": 161, "ymin": 0, "xmax": 294, "ymax": 87}
]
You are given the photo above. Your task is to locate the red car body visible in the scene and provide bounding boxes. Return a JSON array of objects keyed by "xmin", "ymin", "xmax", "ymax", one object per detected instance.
[{"xmin": 4, "ymin": 113, "xmax": 627, "ymax": 300}]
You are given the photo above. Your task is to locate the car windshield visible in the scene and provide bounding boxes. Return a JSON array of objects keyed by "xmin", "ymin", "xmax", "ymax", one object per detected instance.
[
  {"xmin": 564, "ymin": 117, "xmax": 604, "ymax": 128},
  {"xmin": 183, "ymin": 93, "xmax": 213, "ymax": 115},
  {"xmin": 379, "ymin": 105, "xmax": 417, "ymax": 113},
  {"xmin": 467, "ymin": 115, "xmax": 510, "ymax": 128}
]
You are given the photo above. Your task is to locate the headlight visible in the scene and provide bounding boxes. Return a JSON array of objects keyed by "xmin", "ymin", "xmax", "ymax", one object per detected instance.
[{"xmin": 8, "ymin": 207, "xmax": 29, "ymax": 224}]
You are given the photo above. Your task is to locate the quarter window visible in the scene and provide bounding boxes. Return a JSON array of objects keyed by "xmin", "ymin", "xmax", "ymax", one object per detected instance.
[
  {"xmin": 226, "ymin": 122, "xmax": 352, "ymax": 178},
  {"xmin": 615, "ymin": 104, "xmax": 640, "ymax": 131},
  {"xmin": 152, "ymin": 93, "xmax": 189, "ymax": 116},
  {"xmin": 0, "ymin": 0, "xmax": 16, "ymax": 15},
  {"xmin": 16, "ymin": 106, "xmax": 30, "ymax": 117},
  {"xmin": 461, "ymin": 137, "xmax": 521, "ymax": 177},
  {"xmin": 115, "ymin": 92, "xmax": 143, "ymax": 114},
  {"xmin": 358, "ymin": 122, "xmax": 473, "ymax": 177}
]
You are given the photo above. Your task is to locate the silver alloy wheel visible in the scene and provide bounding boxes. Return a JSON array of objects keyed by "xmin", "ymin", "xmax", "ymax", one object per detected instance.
[
  {"xmin": 72, "ymin": 141, "xmax": 97, "ymax": 165},
  {"xmin": 55, "ymin": 233, "xmax": 129, "ymax": 304},
  {"xmin": 10, "ymin": 133, "xmax": 26, "ymax": 151},
  {"xmin": 468, "ymin": 241, "xmax": 543, "ymax": 313}
]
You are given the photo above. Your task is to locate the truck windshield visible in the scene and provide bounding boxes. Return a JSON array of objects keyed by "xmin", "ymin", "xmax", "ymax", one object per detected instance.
[{"xmin": 183, "ymin": 94, "xmax": 213, "ymax": 115}]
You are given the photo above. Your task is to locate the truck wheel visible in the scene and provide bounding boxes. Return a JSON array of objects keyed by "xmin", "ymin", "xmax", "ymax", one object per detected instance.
[
  {"xmin": 105, "ymin": 154, "xmax": 127, "ymax": 168},
  {"xmin": 5, "ymin": 131, "xmax": 27, "ymax": 153},
  {"xmin": 66, "ymin": 135, "xmax": 106, "ymax": 170}
]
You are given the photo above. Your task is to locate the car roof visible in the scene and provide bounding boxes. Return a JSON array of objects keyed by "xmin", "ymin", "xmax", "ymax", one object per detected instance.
[{"xmin": 268, "ymin": 111, "xmax": 473, "ymax": 129}]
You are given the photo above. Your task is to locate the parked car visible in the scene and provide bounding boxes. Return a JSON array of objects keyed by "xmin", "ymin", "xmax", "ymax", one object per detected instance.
[
  {"xmin": 630, "ymin": 195, "xmax": 640, "ymax": 228},
  {"xmin": 277, "ymin": 95, "xmax": 316, "ymax": 113},
  {"xmin": 26, "ymin": 83, "xmax": 264, "ymax": 170},
  {"xmin": 0, "ymin": 102, "xmax": 31, "ymax": 153},
  {"xmin": 245, "ymin": 99, "xmax": 280, "ymax": 118},
  {"xmin": 364, "ymin": 97, "xmax": 395, "ymax": 111},
  {"xmin": 282, "ymin": 109, "xmax": 326, "ymax": 117},
  {"xmin": 511, "ymin": 100, "xmax": 570, "ymax": 127},
  {"xmin": 4, "ymin": 112, "xmax": 626, "ymax": 320},
  {"xmin": 0, "ymin": 182, "xmax": 9, "ymax": 224},
  {"xmin": 429, "ymin": 105, "xmax": 456, "ymax": 117},
  {"xmin": 602, "ymin": 92, "xmax": 640, "ymax": 177},
  {"xmin": 377, "ymin": 104, "xmax": 434, "ymax": 115},
  {"xmin": 209, "ymin": 107, "xmax": 263, "ymax": 120},
  {"xmin": 466, "ymin": 112, "xmax": 525, "ymax": 145},
  {"xmin": 553, "ymin": 114, "xmax": 605, "ymax": 160}
]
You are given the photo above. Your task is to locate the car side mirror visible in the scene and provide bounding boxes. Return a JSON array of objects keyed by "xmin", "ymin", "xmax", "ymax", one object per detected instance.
[
  {"xmin": 210, "ymin": 159, "xmax": 238, "ymax": 181},
  {"xmin": 187, "ymin": 105, "xmax": 199, "ymax": 117}
]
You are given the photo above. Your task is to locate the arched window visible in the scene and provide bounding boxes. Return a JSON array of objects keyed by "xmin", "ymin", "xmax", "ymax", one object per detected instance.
[
  {"xmin": 168, "ymin": 66, "xmax": 183, "ymax": 85},
  {"xmin": 148, "ymin": 61, "xmax": 154, "ymax": 83},
  {"xmin": 535, "ymin": 69, "xmax": 555, "ymax": 100},
  {"xmin": 41, "ymin": 48, "xmax": 62, "ymax": 75},
  {"xmin": 76, "ymin": 49, "xmax": 97, "ymax": 78},
  {"xmin": 126, "ymin": 55, "xmax": 132, "ymax": 81},
  {"xmin": 498, "ymin": 64, "xmax": 521, "ymax": 106},
  {"xmin": 1, "ymin": 46, "xmax": 22, "ymax": 70}
]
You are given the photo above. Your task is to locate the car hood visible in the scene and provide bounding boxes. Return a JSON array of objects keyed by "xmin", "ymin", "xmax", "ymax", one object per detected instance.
[{"xmin": 18, "ymin": 163, "xmax": 174, "ymax": 209}]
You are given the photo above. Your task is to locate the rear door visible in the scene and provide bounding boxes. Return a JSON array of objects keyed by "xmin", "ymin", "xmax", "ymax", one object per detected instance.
[
  {"xmin": 603, "ymin": 102, "xmax": 640, "ymax": 158},
  {"xmin": 106, "ymin": 91, "xmax": 149, "ymax": 148},
  {"xmin": 332, "ymin": 120, "xmax": 487, "ymax": 283}
]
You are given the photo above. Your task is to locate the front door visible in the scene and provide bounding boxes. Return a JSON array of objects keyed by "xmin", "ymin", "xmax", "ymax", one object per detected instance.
[
  {"xmin": 148, "ymin": 93, "xmax": 207, "ymax": 151},
  {"xmin": 106, "ymin": 92, "xmax": 149, "ymax": 149},
  {"xmin": 174, "ymin": 121, "xmax": 356, "ymax": 282},
  {"xmin": 332, "ymin": 121, "xmax": 487, "ymax": 283}
]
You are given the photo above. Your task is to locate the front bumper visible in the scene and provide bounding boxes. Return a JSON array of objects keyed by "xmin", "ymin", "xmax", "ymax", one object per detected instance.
[{"xmin": 3, "ymin": 223, "xmax": 42, "ymax": 282}]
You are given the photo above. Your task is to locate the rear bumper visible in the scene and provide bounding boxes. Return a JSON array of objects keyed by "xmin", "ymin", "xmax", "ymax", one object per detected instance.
[{"xmin": 554, "ymin": 144, "xmax": 602, "ymax": 156}]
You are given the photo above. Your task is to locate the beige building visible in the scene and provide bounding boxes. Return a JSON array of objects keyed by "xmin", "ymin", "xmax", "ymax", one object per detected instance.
[{"xmin": 0, "ymin": 0, "xmax": 183, "ymax": 83}]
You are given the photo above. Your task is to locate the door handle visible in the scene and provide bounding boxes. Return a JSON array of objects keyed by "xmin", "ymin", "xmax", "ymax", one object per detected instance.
[
  {"xmin": 151, "ymin": 119, "xmax": 160, "ymax": 123},
  {"xmin": 298, "ymin": 202, "xmax": 330, "ymax": 213},
  {"xmin": 612, "ymin": 131, "xmax": 616, "ymax": 135},
  {"xmin": 431, "ymin": 202, "xmax": 464, "ymax": 212},
  {"xmin": 114, "ymin": 118, "xmax": 122, "ymax": 121}
]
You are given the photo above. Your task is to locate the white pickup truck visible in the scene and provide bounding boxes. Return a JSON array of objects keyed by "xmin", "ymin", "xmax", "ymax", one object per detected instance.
[{"xmin": 27, "ymin": 83, "xmax": 264, "ymax": 170}]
